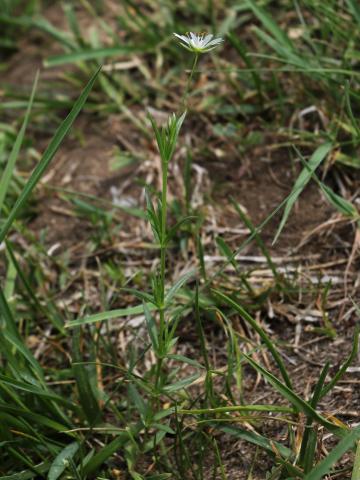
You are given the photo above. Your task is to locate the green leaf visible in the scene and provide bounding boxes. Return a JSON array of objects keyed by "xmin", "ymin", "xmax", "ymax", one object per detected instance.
[
  {"xmin": 352, "ymin": 440, "xmax": 360, "ymax": 480},
  {"xmin": 0, "ymin": 374, "xmax": 74, "ymax": 406},
  {"xmin": 334, "ymin": 151, "xmax": 360, "ymax": 169},
  {"xmin": 216, "ymin": 237, "xmax": 238, "ymax": 271},
  {"xmin": 0, "ymin": 403, "xmax": 71, "ymax": 433},
  {"xmin": 0, "ymin": 462, "xmax": 50, "ymax": 479},
  {"xmin": 243, "ymin": 353, "xmax": 345, "ymax": 437},
  {"xmin": 0, "ymin": 14, "xmax": 74, "ymax": 49},
  {"xmin": 304, "ymin": 426, "xmax": 360, "ymax": 480},
  {"xmin": 0, "ymin": 72, "xmax": 38, "ymax": 212},
  {"xmin": 295, "ymin": 146, "xmax": 358, "ymax": 220},
  {"xmin": 48, "ymin": 442, "xmax": 79, "ymax": 480},
  {"xmin": 2, "ymin": 329, "xmax": 43, "ymax": 381},
  {"xmin": 165, "ymin": 216, "xmax": 196, "ymax": 244},
  {"xmin": 216, "ymin": 424, "xmax": 292, "ymax": 459},
  {"xmin": 0, "ymin": 285, "xmax": 20, "ymax": 339},
  {"xmin": 166, "ymin": 354, "xmax": 204, "ymax": 369},
  {"xmin": 5, "ymin": 240, "xmax": 64, "ymax": 333},
  {"xmin": 247, "ymin": 0, "xmax": 294, "ymax": 50},
  {"xmin": 82, "ymin": 425, "xmax": 141, "ymax": 476},
  {"xmin": 179, "ymin": 404, "xmax": 293, "ymax": 415},
  {"xmin": 320, "ymin": 325, "xmax": 359, "ymax": 398},
  {"xmin": 163, "ymin": 373, "xmax": 200, "ymax": 393},
  {"xmin": 148, "ymin": 111, "xmax": 186, "ymax": 165},
  {"xmin": 346, "ymin": 0, "xmax": 360, "ymax": 25},
  {"xmin": 230, "ymin": 197, "xmax": 278, "ymax": 278},
  {"xmin": 128, "ymin": 384, "xmax": 148, "ymax": 423},
  {"xmin": 65, "ymin": 303, "xmax": 157, "ymax": 328},
  {"xmin": 122, "ymin": 288, "xmax": 156, "ymax": 306},
  {"xmin": 273, "ymin": 143, "xmax": 332, "ymax": 244},
  {"xmin": 0, "ymin": 67, "xmax": 101, "ymax": 244},
  {"xmin": 320, "ymin": 183, "xmax": 358, "ymax": 219},
  {"xmin": 164, "ymin": 269, "xmax": 195, "ymax": 305},
  {"xmin": 145, "ymin": 187, "xmax": 161, "ymax": 243},
  {"xmin": 299, "ymin": 363, "xmax": 330, "ymax": 472},
  {"xmin": 213, "ymin": 290, "xmax": 292, "ymax": 389},
  {"xmin": 144, "ymin": 302, "xmax": 159, "ymax": 353},
  {"xmin": 72, "ymin": 328, "xmax": 101, "ymax": 424}
]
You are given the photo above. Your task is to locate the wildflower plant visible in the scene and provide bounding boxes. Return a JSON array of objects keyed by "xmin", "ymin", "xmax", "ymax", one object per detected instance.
[
  {"xmin": 142, "ymin": 32, "xmax": 223, "ymax": 397},
  {"xmin": 145, "ymin": 111, "xmax": 187, "ymax": 393}
]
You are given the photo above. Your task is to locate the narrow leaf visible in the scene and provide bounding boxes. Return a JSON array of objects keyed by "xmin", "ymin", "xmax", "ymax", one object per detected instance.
[
  {"xmin": 65, "ymin": 303, "xmax": 156, "ymax": 328},
  {"xmin": 243, "ymin": 353, "xmax": 345, "ymax": 437},
  {"xmin": 213, "ymin": 290, "xmax": 292, "ymax": 389},
  {"xmin": 165, "ymin": 270, "xmax": 195, "ymax": 305},
  {"xmin": 0, "ymin": 72, "xmax": 39, "ymax": 212},
  {"xmin": 72, "ymin": 328, "xmax": 101, "ymax": 424},
  {"xmin": 321, "ymin": 325, "xmax": 359, "ymax": 398},
  {"xmin": 273, "ymin": 143, "xmax": 332, "ymax": 244},
  {"xmin": 48, "ymin": 442, "xmax": 79, "ymax": 480},
  {"xmin": 0, "ymin": 67, "xmax": 101, "ymax": 243},
  {"xmin": 304, "ymin": 426, "xmax": 360, "ymax": 480}
]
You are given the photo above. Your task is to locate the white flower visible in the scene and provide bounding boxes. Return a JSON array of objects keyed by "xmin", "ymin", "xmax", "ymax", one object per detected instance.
[{"xmin": 173, "ymin": 32, "xmax": 223, "ymax": 53}]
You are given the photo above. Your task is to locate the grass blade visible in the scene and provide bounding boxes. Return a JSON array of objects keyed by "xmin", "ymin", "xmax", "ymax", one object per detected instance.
[
  {"xmin": 299, "ymin": 363, "xmax": 330, "ymax": 472},
  {"xmin": 243, "ymin": 352, "xmax": 345, "ymax": 437},
  {"xmin": 273, "ymin": 143, "xmax": 332, "ymax": 244},
  {"xmin": 48, "ymin": 442, "xmax": 79, "ymax": 480},
  {"xmin": 72, "ymin": 328, "xmax": 101, "ymax": 424},
  {"xmin": 304, "ymin": 426, "xmax": 360, "ymax": 480},
  {"xmin": 346, "ymin": 0, "xmax": 360, "ymax": 25},
  {"xmin": 216, "ymin": 424, "xmax": 292, "ymax": 459},
  {"xmin": 230, "ymin": 197, "xmax": 278, "ymax": 279},
  {"xmin": 65, "ymin": 302, "xmax": 157, "ymax": 328},
  {"xmin": 294, "ymin": 146, "xmax": 359, "ymax": 221},
  {"xmin": 82, "ymin": 426, "xmax": 140, "ymax": 476},
  {"xmin": 0, "ymin": 72, "xmax": 39, "ymax": 212},
  {"xmin": 352, "ymin": 441, "xmax": 360, "ymax": 480},
  {"xmin": 5, "ymin": 240, "xmax": 64, "ymax": 333},
  {"xmin": 247, "ymin": 0, "xmax": 294, "ymax": 50},
  {"xmin": 320, "ymin": 325, "xmax": 359, "ymax": 398},
  {"xmin": 0, "ymin": 67, "xmax": 101, "ymax": 244},
  {"xmin": 213, "ymin": 289, "xmax": 292, "ymax": 389}
]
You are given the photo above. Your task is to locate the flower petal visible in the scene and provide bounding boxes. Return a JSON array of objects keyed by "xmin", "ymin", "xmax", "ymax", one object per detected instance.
[
  {"xmin": 173, "ymin": 33, "xmax": 190, "ymax": 45},
  {"xmin": 202, "ymin": 34, "xmax": 214, "ymax": 46},
  {"xmin": 205, "ymin": 38, "xmax": 223, "ymax": 47}
]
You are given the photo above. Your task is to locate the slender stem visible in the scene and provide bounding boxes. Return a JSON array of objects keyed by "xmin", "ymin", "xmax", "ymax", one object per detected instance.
[
  {"xmin": 154, "ymin": 356, "xmax": 163, "ymax": 394},
  {"xmin": 182, "ymin": 53, "xmax": 199, "ymax": 110},
  {"xmin": 160, "ymin": 165, "xmax": 168, "ymax": 305},
  {"xmin": 155, "ymin": 161, "xmax": 168, "ymax": 393},
  {"xmin": 154, "ymin": 54, "xmax": 198, "ymax": 394}
]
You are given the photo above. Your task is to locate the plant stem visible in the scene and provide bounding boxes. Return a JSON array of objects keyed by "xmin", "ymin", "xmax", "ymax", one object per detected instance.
[
  {"xmin": 153, "ymin": 55, "xmax": 197, "ymax": 394},
  {"xmin": 155, "ymin": 160, "xmax": 168, "ymax": 393},
  {"xmin": 182, "ymin": 53, "xmax": 199, "ymax": 110},
  {"xmin": 160, "ymin": 165, "xmax": 168, "ymax": 307}
]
